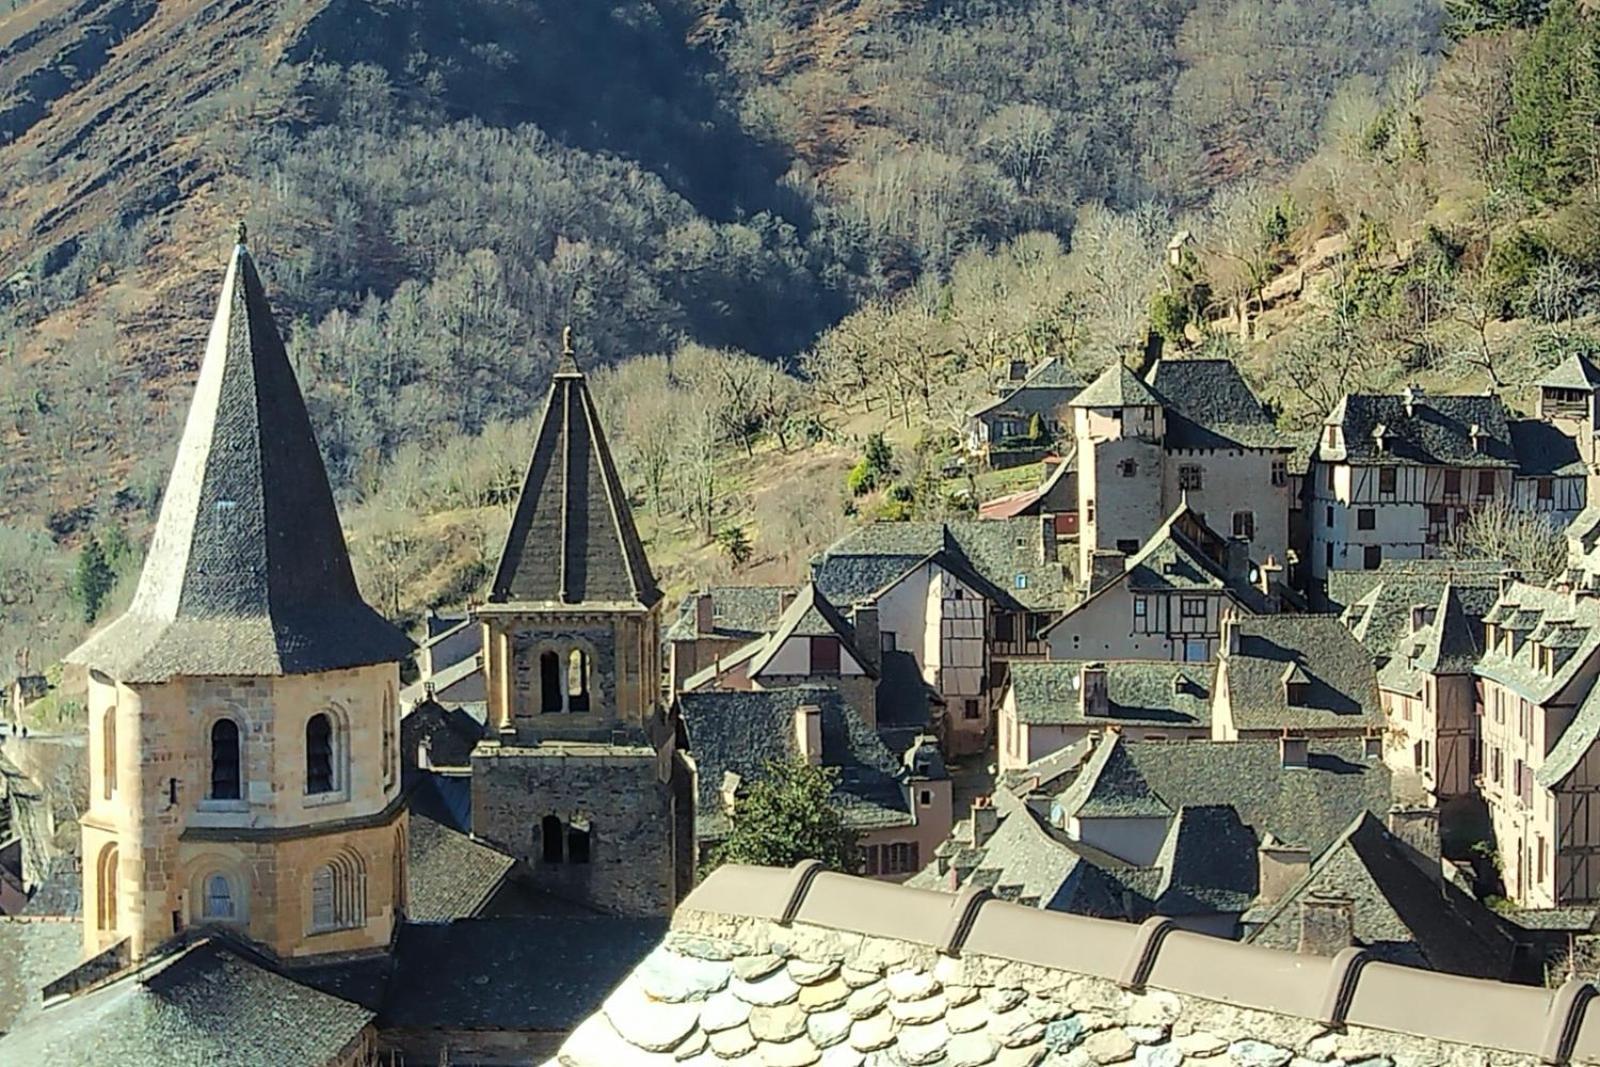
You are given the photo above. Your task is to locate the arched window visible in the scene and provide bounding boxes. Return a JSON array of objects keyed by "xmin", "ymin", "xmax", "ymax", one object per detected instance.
[
  {"xmin": 210, "ymin": 720, "xmax": 241, "ymax": 800},
  {"xmin": 381, "ymin": 687, "xmax": 396, "ymax": 789},
  {"xmin": 541, "ymin": 814, "xmax": 565, "ymax": 863},
  {"xmin": 202, "ymin": 873, "xmax": 235, "ymax": 920},
  {"xmin": 568, "ymin": 650, "xmax": 590, "ymax": 712},
  {"xmin": 101, "ymin": 707, "xmax": 115, "ymax": 800},
  {"xmin": 306, "ymin": 714, "xmax": 334, "ymax": 794},
  {"xmin": 540, "ymin": 651, "xmax": 562, "ymax": 712},
  {"xmin": 567, "ymin": 817, "xmax": 592, "ymax": 864},
  {"xmin": 310, "ymin": 850, "xmax": 366, "ymax": 932},
  {"xmin": 96, "ymin": 844, "xmax": 118, "ymax": 931}
]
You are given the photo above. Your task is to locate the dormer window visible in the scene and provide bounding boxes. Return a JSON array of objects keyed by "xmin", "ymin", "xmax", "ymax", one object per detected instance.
[{"xmin": 1283, "ymin": 663, "xmax": 1312, "ymax": 706}]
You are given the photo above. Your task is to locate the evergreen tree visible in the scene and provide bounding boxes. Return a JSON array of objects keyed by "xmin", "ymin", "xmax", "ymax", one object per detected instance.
[
  {"xmin": 1507, "ymin": 2, "xmax": 1600, "ymax": 202},
  {"xmin": 72, "ymin": 537, "xmax": 115, "ymax": 624},
  {"xmin": 717, "ymin": 524, "xmax": 753, "ymax": 567},
  {"xmin": 864, "ymin": 432, "xmax": 894, "ymax": 480},
  {"xmin": 1445, "ymin": 0, "xmax": 1550, "ymax": 40},
  {"xmin": 709, "ymin": 760, "xmax": 860, "ymax": 874}
]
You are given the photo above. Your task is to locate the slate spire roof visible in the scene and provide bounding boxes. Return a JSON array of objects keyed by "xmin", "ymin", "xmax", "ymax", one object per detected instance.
[
  {"xmin": 489, "ymin": 337, "xmax": 660, "ymax": 607},
  {"xmin": 69, "ymin": 238, "xmax": 412, "ymax": 683},
  {"xmin": 1415, "ymin": 583, "xmax": 1481, "ymax": 674},
  {"xmin": 1070, "ymin": 361, "xmax": 1162, "ymax": 408}
]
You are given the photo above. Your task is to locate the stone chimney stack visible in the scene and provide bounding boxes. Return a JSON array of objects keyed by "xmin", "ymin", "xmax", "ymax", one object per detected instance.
[
  {"xmin": 778, "ymin": 588, "xmax": 797, "ymax": 615},
  {"xmin": 1258, "ymin": 555, "xmax": 1282, "ymax": 599},
  {"xmin": 1256, "ymin": 835, "xmax": 1312, "ymax": 906},
  {"xmin": 1403, "ymin": 384, "xmax": 1423, "ymax": 417},
  {"xmin": 1298, "ymin": 893, "xmax": 1355, "ymax": 957},
  {"xmin": 1225, "ymin": 537, "xmax": 1250, "ymax": 583},
  {"xmin": 1040, "ymin": 514, "xmax": 1058, "ymax": 564},
  {"xmin": 852, "ymin": 604, "xmax": 881, "ymax": 672},
  {"xmin": 1222, "ymin": 609, "xmax": 1241, "ymax": 656},
  {"xmin": 1080, "ymin": 663, "xmax": 1109, "ymax": 717},
  {"xmin": 1088, "ymin": 550, "xmax": 1125, "ymax": 594},
  {"xmin": 972, "ymin": 796, "xmax": 999, "ymax": 847},
  {"xmin": 1388, "ymin": 805, "xmax": 1442, "ymax": 873},
  {"xmin": 794, "ymin": 704, "xmax": 823, "ymax": 766},
  {"xmin": 695, "ymin": 592, "xmax": 715, "ymax": 636},
  {"xmin": 1280, "ymin": 734, "xmax": 1309, "ymax": 769}
]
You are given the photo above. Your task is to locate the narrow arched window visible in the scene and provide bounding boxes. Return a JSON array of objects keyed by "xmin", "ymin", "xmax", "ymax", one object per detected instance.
[
  {"xmin": 203, "ymin": 874, "xmax": 235, "ymax": 920},
  {"xmin": 568, "ymin": 649, "xmax": 590, "ymax": 712},
  {"xmin": 310, "ymin": 852, "xmax": 366, "ymax": 932},
  {"xmin": 102, "ymin": 707, "xmax": 115, "ymax": 800},
  {"xmin": 540, "ymin": 651, "xmax": 562, "ymax": 712},
  {"xmin": 210, "ymin": 719, "xmax": 241, "ymax": 800},
  {"xmin": 381, "ymin": 687, "xmax": 396, "ymax": 789},
  {"xmin": 541, "ymin": 814, "xmax": 564, "ymax": 863},
  {"xmin": 97, "ymin": 844, "xmax": 118, "ymax": 931},
  {"xmin": 306, "ymin": 714, "xmax": 334, "ymax": 794},
  {"xmin": 311, "ymin": 865, "xmax": 334, "ymax": 929},
  {"xmin": 568, "ymin": 818, "xmax": 592, "ymax": 864}
]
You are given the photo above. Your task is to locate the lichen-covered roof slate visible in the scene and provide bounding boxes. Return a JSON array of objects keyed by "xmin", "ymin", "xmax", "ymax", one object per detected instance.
[
  {"xmin": 1539, "ymin": 352, "xmax": 1600, "ymax": 390},
  {"xmin": 1476, "ymin": 582, "xmax": 1600, "ymax": 704},
  {"xmin": 1510, "ymin": 418, "xmax": 1586, "ymax": 477},
  {"xmin": 1220, "ymin": 616, "xmax": 1384, "ymax": 734},
  {"xmin": 1338, "ymin": 559, "xmax": 1501, "ymax": 659},
  {"xmin": 1008, "ymin": 660, "xmax": 1210, "ymax": 728},
  {"xmin": 1071, "ymin": 362, "xmax": 1162, "ymax": 408},
  {"xmin": 67, "ymin": 243, "xmax": 413, "ymax": 683},
  {"xmin": 1152, "ymin": 805, "xmax": 1260, "ymax": 916},
  {"xmin": 0, "ymin": 918, "xmax": 83, "ymax": 1035},
  {"xmin": 1322, "ymin": 392, "xmax": 1517, "ymax": 467},
  {"xmin": 665, "ymin": 585, "xmax": 791, "ymax": 642},
  {"xmin": 1147, "ymin": 358, "xmax": 1288, "ymax": 451},
  {"xmin": 406, "ymin": 812, "xmax": 517, "ymax": 923},
  {"xmin": 489, "ymin": 356, "xmax": 661, "ymax": 608},
  {"xmin": 678, "ymin": 687, "xmax": 913, "ymax": 838},
  {"xmin": 0, "ymin": 937, "xmax": 373, "ymax": 1066}
]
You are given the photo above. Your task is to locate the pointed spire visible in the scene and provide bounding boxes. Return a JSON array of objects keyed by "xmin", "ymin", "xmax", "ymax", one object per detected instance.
[
  {"xmin": 489, "ymin": 347, "xmax": 660, "ymax": 607},
  {"xmin": 68, "ymin": 238, "xmax": 413, "ymax": 682},
  {"xmin": 1416, "ymin": 582, "xmax": 1481, "ymax": 675}
]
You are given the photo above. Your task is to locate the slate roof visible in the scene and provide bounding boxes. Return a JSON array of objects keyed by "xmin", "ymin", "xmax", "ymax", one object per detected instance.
[
  {"xmin": 67, "ymin": 242, "xmax": 413, "ymax": 683},
  {"xmin": 1539, "ymin": 352, "xmax": 1600, "ymax": 391},
  {"xmin": 1247, "ymin": 812, "xmax": 1517, "ymax": 980},
  {"xmin": 1320, "ymin": 392, "xmax": 1517, "ymax": 467},
  {"xmin": 0, "ymin": 918, "xmax": 83, "ymax": 1034},
  {"xmin": 1475, "ymin": 582, "xmax": 1600, "ymax": 705},
  {"xmin": 381, "ymin": 917, "xmax": 663, "ymax": 1032},
  {"xmin": 1007, "ymin": 660, "xmax": 1210, "ymax": 730},
  {"xmin": 678, "ymin": 687, "xmax": 913, "ymax": 838},
  {"xmin": 400, "ymin": 696, "xmax": 486, "ymax": 769},
  {"xmin": 1219, "ymin": 616, "xmax": 1384, "ymax": 734},
  {"xmin": 1417, "ymin": 584, "xmax": 1482, "ymax": 674},
  {"xmin": 489, "ymin": 352, "xmax": 660, "ymax": 608},
  {"xmin": 1070, "ymin": 362, "xmax": 1162, "ymax": 408},
  {"xmin": 1538, "ymin": 679, "xmax": 1600, "ymax": 789},
  {"xmin": 1337, "ymin": 558, "xmax": 1502, "ymax": 661},
  {"xmin": 1146, "ymin": 358, "xmax": 1288, "ymax": 451},
  {"xmin": 1152, "ymin": 805, "xmax": 1260, "ymax": 915},
  {"xmin": 1510, "ymin": 418, "xmax": 1586, "ymax": 477},
  {"xmin": 406, "ymin": 812, "xmax": 517, "ymax": 923},
  {"xmin": 1117, "ymin": 506, "xmax": 1272, "ymax": 607},
  {"xmin": 746, "ymin": 583, "xmax": 877, "ymax": 679},
  {"xmin": 1056, "ymin": 736, "xmax": 1391, "ymax": 858},
  {"xmin": 0, "ymin": 936, "xmax": 373, "ymax": 1066},
  {"xmin": 664, "ymin": 586, "xmax": 791, "ymax": 642},
  {"xmin": 968, "ymin": 357, "xmax": 1086, "ymax": 418}
]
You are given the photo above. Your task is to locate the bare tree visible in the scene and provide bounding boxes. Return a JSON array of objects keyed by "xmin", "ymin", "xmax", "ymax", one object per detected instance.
[{"xmin": 1449, "ymin": 501, "xmax": 1567, "ymax": 586}]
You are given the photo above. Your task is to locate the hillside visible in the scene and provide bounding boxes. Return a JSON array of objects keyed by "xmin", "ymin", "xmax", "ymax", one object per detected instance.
[{"xmin": 0, "ymin": 0, "xmax": 1446, "ymax": 675}]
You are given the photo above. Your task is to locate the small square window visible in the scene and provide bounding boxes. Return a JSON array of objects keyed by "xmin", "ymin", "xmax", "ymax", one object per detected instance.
[
  {"xmin": 1443, "ymin": 470, "xmax": 1462, "ymax": 497},
  {"xmin": 1134, "ymin": 597, "xmax": 1148, "ymax": 618},
  {"xmin": 1326, "ymin": 505, "xmax": 1334, "ymax": 528},
  {"xmin": 1478, "ymin": 470, "xmax": 1495, "ymax": 497},
  {"xmin": 963, "ymin": 699, "xmax": 980, "ymax": 720},
  {"xmin": 1357, "ymin": 508, "xmax": 1375, "ymax": 531},
  {"xmin": 1014, "ymin": 573, "xmax": 1028, "ymax": 590},
  {"xmin": 1231, "ymin": 511, "xmax": 1255, "ymax": 541},
  {"xmin": 1178, "ymin": 464, "xmax": 1203, "ymax": 491},
  {"xmin": 1271, "ymin": 460, "xmax": 1287, "ymax": 487},
  {"xmin": 1538, "ymin": 477, "xmax": 1554, "ymax": 501},
  {"xmin": 1119, "ymin": 458, "xmax": 1138, "ymax": 477},
  {"xmin": 1363, "ymin": 545, "xmax": 1382, "ymax": 570},
  {"xmin": 1378, "ymin": 468, "xmax": 1397, "ymax": 494},
  {"xmin": 1180, "ymin": 597, "xmax": 1206, "ymax": 618}
]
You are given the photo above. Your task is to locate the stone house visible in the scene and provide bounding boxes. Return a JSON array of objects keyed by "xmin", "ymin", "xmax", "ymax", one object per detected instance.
[
  {"xmin": 1534, "ymin": 352, "xmax": 1600, "ymax": 504},
  {"xmin": 1211, "ymin": 614, "xmax": 1385, "ymax": 742},
  {"xmin": 663, "ymin": 585, "xmax": 792, "ymax": 693},
  {"xmin": 1376, "ymin": 584, "xmax": 1483, "ymax": 801},
  {"xmin": 964, "ymin": 357, "xmax": 1085, "ymax": 456},
  {"xmin": 1476, "ymin": 582, "xmax": 1600, "ymax": 907},
  {"xmin": 1306, "ymin": 386, "xmax": 1585, "ymax": 596},
  {"xmin": 547, "ymin": 863, "xmax": 1590, "ymax": 1067},
  {"xmin": 1044, "ymin": 504, "xmax": 1275, "ymax": 665},
  {"xmin": 676, "ymin": 687, "xmax": 952, "ymax": 881},
  {"xmin": 1073, "ymin": 358, "xmax": 1292, "ymax": 587},
  {"xmin": 996, "ymin": 659, "xmax": 1212, "ymax": 771},
  {"xmin": 810, "ymin": 517, "xmax": 1072, "ymax": 756}
]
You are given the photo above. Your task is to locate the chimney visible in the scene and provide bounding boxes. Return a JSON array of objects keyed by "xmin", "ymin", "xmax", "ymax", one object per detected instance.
[
  {"xmin": 1221, "ymin": 608, "xmax": 1241, "ymax": 656},
  {"xmin": 695, "ymin": 592, "xmax": 715, "ymax": 635},
  {"xmin": 1388, "ymin": 806, "xmax": 1441, "ymax": 872},
  {"xmin": 972, "ymin": 796, "xmax": 999, "ymax": 846},
  {"xmin": 1008, "ymin": 360, "xmax": 1029, "ymax": 382},
  {"xmin": 1226, "ymin": 536, "xmax": 1250, "ymax": 583},
  {"xmin": 1280, "ymin": 734, "xmax": 1309, "ymax": 769},
  {"xmin": 417, "ymin": 735, "xmax": 433, "ymax": 771},
  {"xmin": 1499, "ymin": 568, "xmax": 1521, "ymax": 597},
  {"xmin": 1403, "ymin": 384, "xmax": 1423, "ymax": 417},
  {"xmin": 1088, "ymin": 550, "xmax": 1125, "ymax": 594},
  {"xmin": 1258, "ymin": 555, "xmax": 1283, "ymax": 599},
  {"xmin": 1040, "ymin": 514, "xmax": 1058, "ymax": 563},
  {"xmin": 1372, "ymin": 423, "xmax": 1390, "ymax": 453},
  {"xmin": 1080, "ymin": 662, "xmax": 1109, "ymax": 717},
  {"xmin": 721, "ymin": 771, "xmax": 742, "ymax": 815},
  {"xmin": 1256, "ymin": 835, "xmax": 1312, "ymax": 905},
  {"xmin": 794, "ymin": 703, "xmax": 823, "ymax": 766},
  {"xmin": 1469, "ymin": 422, "xmax": 1485, "ymax": 454},
  {"xmin": 852, "ymin": 604, "xmax": 881, "ymax": 671},
  {"xmin": 778, "ymin": 588, "xmax": 797, "ymax": 614},
  {"xmin": 1298, "ymin": 893, "xmax": 1355, "ymax": 957}
]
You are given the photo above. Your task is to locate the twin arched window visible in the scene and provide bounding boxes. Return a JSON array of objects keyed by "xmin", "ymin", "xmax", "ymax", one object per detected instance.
[
  {"xmin": 210, "ymin": 720, "xmax": 241, "ymax": 800},
  {"xmin": 307, "ymin": 713, "xmax": 335, "ymax": 794},
  {"xmin": 540, "ymin": 814, "xmax": 593, "ymax": 864},
  {"xmin": 538, "ymin": 648, "xmax": 592, "ymax": 713},
  {"xmin": 310, "ymin": 850, "xmax": 366, "ymax": 932}
]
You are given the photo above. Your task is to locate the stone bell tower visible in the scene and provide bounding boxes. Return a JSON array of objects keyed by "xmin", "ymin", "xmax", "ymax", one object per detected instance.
[
  {"xmin": 471, "ymin": 332, "xmax": 694, "ymax": 916},
  {"xmin": 68, "ymin": 230, "xmax": 414, "ymax": 962}
]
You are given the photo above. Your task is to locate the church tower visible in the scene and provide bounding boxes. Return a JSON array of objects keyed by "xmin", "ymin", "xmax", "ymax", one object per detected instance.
[
  {"xmin": 69, "ymin": 233, "xmax": 414, "ymax": 962},
  {"xmin": 471, "ymin": 336, "xmax": 693, "ymax": 916}
]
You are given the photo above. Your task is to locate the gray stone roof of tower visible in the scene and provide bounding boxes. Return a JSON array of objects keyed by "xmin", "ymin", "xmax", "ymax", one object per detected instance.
[
  {"xmin": 1220, "ymin": 616, "xmax": 1384, "ymax": 735},
  {"xmin": 678, "ymin": 687, "xmax": 914, "ymax": 839},
  {"xmin": 0, "ymin": 936, "xmax": 374, "ymax": 1066},
  {"xmin": 1247, "ymin": 811, "xmax": 1517, "ymax": 980},
  {"xmin": 66, "ymin": 243, "xmax": 413, "ymax": 683},
  {"xmin": 1146, "ymin": 358, "xmax": 1288, "ymax": 451},
  {"xmin": 1007, "ymin": 660, "xmax": 1211, "ymax": 729},
  {"xmin": 489, "ymin": 351, "xmax": 661, "ymax": 608},
  {"xmin": 1322, "ymin": 392, "xmax": 1517, "ymax": 467},
  {"xmin": 1415, "ymin": 583, "xmax": 1482, "ymax": 675}
]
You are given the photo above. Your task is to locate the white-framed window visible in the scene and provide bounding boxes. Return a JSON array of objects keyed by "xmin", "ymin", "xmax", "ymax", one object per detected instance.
[
  {"xmin": 1133, "ymin": 597, "xmax": 1148, "ymax": 620},
  {"xmin": 1180, "ymin": 597, "xmax": 1206, "ymax": 619}
]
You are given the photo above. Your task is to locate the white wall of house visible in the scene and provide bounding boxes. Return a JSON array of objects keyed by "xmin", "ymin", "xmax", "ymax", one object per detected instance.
[
  {"xmin": 1067, "ymin": 814, "xmax": 1169, "ymax": 867},
  {"xmin": 1512, "ymin": 475, "xmax": 1585, "ymax": 525},
  {"xmin": 873, "ymin": 562, "xmax": 990, "ymax": 754},
  {"xmin": 759, "ymin": 635, "xmax": 868, "ymax": 677},
  {"xmin": 1046, "ymin": 582, "xmax": 1226, "ymax": 664}
]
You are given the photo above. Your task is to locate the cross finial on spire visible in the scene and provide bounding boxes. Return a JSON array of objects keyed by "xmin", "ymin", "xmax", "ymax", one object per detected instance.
[
  {"xmin": 236, "ymin": 219, "xmax": 248, "ymax": 247},
  {"xmin": 556, "ymin": 325, "xmax": 581, "ymax": 376}
]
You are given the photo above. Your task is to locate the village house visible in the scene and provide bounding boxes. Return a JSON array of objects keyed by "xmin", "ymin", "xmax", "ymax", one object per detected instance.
[
  {"xmin": 1073, "ymin": 357, "xmax": 1292, "ymax": 588},
  {"xmin": 1376, "ymin": 584, "xmax": 1483, "ymax": 801},
  {"xmin": 1306, "ymin": 386, "xmax": 1585, "ymax": 597},
  {"xmin": 663, "ymin": 585, "xmax": 792, "ymax": 693},
  {"xmin": 1476, "ymin": 581, "xmax": 1600, "ymax": 907},
  {"xmin": 976, "ymin": 451, "xmax": 1078, "ymax": 538},
  {"xmin": 1044, "ymin": 504, "xmax": 1275, "ymax": 665},
  {"xmin": 964, "ymin": 356, "xmax": 1085, "ymax": 458},
  {"xmin": 1211, "ymin": 614, "xmax": 1385, "ymax": 742},
  {"xmin": 809, "ymin": 517, "xmax": 1072, "ymax": 756},
  {"xmin": 996, "ymin": 659, "xmax": 1212, "ymax": 771},
  {"xmin": 676, "ymin": 687, "xmax": 951, "ymax": 880},
  {"xmin": 1331, "ymin": 557, "xmax": 1503, "ymax": 653},
  {"xmin": 1535, "ymin": 351, "xmax": 1600, "ymax": 504}
]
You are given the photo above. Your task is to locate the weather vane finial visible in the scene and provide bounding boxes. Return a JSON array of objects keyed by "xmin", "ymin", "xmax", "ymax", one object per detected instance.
[
  {"xmin": 236, "ymin": 219, "xmax": 248, "ymax": 247},
  {"xmin": 562, "ymin": 325, "xmax": 574, "ymax": 357}
]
